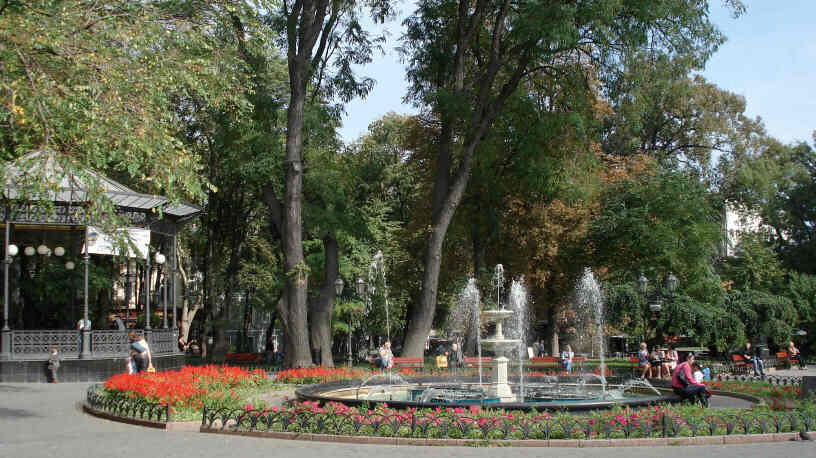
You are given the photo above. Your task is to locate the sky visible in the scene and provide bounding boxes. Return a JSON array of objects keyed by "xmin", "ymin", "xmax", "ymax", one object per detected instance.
[{"xmin": 338, "ymin": 1, "xmax": 816, "ymax": 146}]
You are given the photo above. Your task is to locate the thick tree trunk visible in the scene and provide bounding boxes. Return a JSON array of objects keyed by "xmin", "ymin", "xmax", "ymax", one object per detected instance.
[
  {"xmin": 279, "ymin": 56, "xmax": 313, "ymax": 368},
  {"xmin": 402, "ymin": 137, "xmax": 480, "ymax": 356},
  {"xmin": 309, "ymin": 236, "xmax": 339, "ymax": 367}
]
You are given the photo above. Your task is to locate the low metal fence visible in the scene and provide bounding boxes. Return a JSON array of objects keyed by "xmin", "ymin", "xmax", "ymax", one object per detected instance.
[
  {"xmin": 200, "ymin": 406, "xmax": 815, "ymax": 440},
  {"xmin": 85, "ymin": 384, "xmax": 170, "ymax": 423}
]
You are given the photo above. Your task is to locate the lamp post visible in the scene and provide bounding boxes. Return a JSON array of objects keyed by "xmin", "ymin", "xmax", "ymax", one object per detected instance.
[
  {"xmin": 154, "ymin": 252, "xmax": 167, "ymax": 328},
  {"xmin": 637, "ymin": 271, "xmax": 678, "ymax": 342},
  {"xmin": 1, "ymin": 235, "xmax": 17, "ymax": 359}
]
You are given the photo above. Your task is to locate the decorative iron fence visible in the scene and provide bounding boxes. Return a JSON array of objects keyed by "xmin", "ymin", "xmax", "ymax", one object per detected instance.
[
  {"xmin": 6, "ymin": 329, "xmax": 178, "ymax": 359},
  {"xmin": 149, "ymin": 329, "xmax": 178, "ymax": 355},
  {"xmin": 200, "ymin": 406, "xmax": 816, "ymax": 440},
  {"xmin": 12, "ymin": 330, "xmax": 79, "ymax": 358},
  {"xmin": 86, "ymin": 384, "xmax": 170, "ymax": 423}
]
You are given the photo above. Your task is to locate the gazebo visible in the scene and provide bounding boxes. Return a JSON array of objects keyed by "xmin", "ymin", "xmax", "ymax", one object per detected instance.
[{"xmin": 0, "ymin": 151, "xmax": 200, "ymax": 382}]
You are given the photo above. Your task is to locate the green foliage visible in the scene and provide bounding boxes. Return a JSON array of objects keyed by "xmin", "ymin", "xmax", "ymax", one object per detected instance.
[
  {"xmin": 723, "ymin": 289, "xmax": 797, "ymax": 347},
  {"xmin": 591, "ymin": 168, "xmax": 723, "ymax": 300},
  {"xmin": 0, "ymin": 1, "xmax": 251, "ymax": 215},
  {"xmin": 719, "ymin": 232, "xmax": 787, "ymax": 292}
]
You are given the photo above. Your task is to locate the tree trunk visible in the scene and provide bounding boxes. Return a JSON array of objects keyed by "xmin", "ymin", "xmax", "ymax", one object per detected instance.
[
  {"xmin": 402, "ymin": 135, "xmax": 481, "ymax": 356},
  {"xmin": 279, "ymin": 59, "xmax": 313, "ymax": 367},
  {"xmin": 309, "ymin": 236, "xmax": 339, "ymax": 367}
]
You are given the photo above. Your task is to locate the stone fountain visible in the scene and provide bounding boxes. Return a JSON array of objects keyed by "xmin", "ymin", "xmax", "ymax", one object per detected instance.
[{"xmin": 480, "ymin": 308, "xmax": 521, "ymax": 402}]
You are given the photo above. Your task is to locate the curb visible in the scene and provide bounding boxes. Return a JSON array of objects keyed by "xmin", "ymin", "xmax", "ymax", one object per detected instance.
[{"xmin": 197, "ymin": 427, "xmax": 807, "ymax": 447}]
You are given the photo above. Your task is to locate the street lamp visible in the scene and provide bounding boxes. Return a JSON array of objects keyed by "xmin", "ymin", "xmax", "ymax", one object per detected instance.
[
  {"xmin": 637, "ymin": 271, "xmax": 679, "ymax": 340},
  {"xmin": 333, "ymin": 277, "xmax": 351, "ymax": 367},
  {"xmin": 154, "ymin": 252, "xmax": 167, "ymax": 328}
]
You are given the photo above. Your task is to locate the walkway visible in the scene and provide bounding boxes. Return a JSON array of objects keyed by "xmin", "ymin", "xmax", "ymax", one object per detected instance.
[{"xmin": 0, "ymin": 382, "xmax": 814, "ymax": 458}]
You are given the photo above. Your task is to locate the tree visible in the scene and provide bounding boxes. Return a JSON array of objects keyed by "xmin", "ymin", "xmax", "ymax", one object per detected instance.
[
  {"xmin": 398, "ymin": 0, "xmax": 729, "ymax": 356},
  {"xmin": 260, "ymin": 0, "xmax": 392, "ymax": 367},
  {"xmin": 0, "ymin": 0, "xmax": 243, "ymax": 225},
  {"xmin": 602, "ymin": 54, "xmax": 765, "ymax": 181},
  {"xmin": 590, "ymin": 163, "xmax": 724, "ymax": 301}
]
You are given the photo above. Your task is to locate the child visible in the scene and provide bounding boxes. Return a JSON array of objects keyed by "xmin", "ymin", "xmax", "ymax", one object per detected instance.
[
  {"xmin": 692, "ymin": 362, "xmax": 704, "ymax": 384},
  {"xmin": 47, "ymin": 348, "xmax": 60, "ymax": 383}
]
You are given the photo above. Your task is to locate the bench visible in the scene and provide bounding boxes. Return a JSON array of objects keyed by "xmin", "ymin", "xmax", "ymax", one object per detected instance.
[
  {"xmin": 629, "ymin": 355, "xmax": 641, "ymax": 376},
  {"xmin": 393, "ymin": 357, "xmax": 424, "ymax": 368},
  {"xmin": 572, "ymin": 355, "xmax": 585, "ymax": 372},
  {"xmin": 368, "ymin": 356, "xmax": 424, "ymax": 369},
  {"xmin": 225, "ymin": 352, "xmax": 263, "ymax": 363},
  {"xmin": 463, "ymin": 356, "xmax": 493, "ymax": 368},
  {"xmin": 731, "ymin": 354, "xmax": 751, "ymax": 374},
  {"xmin": 529, "ymin": 356, "xmax": 559, "ymax": 370}
]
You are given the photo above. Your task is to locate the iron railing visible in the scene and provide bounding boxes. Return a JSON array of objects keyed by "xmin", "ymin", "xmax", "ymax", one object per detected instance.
[
  {"xmin": 7, "ymin": 329, "xmax": 178, "ymax": 360},
  {"xmin": 200, "ymin": 406, "xmax": 815, "ymax": 440},
  {"xmin": 86, "ymin": 384, "xmax": 170, "ymax": 423}
]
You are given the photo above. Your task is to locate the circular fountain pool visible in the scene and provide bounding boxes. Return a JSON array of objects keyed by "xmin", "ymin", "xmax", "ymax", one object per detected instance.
[{"xmin": 295, "ymin": 375, "xmax": 682, "ymax": 411}]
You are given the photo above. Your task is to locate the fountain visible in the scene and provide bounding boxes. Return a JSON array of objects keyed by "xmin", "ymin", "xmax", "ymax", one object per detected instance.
[
  {"xmin": 367, "ymin": 250, "xmax": 391, "ymax": 343},
  {"xmin": 297, "ymin": 265, "xmax": 681, "ymax": 410}
]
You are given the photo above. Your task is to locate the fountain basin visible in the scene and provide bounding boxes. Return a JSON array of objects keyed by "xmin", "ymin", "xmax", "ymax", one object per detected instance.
[
  {"xmin": 481, "ymin": 309, "xmax": 516, "ymax": 323},
  {"xmin": 295, "ymin": 375, "xmax": 683, "ymax": 412}
]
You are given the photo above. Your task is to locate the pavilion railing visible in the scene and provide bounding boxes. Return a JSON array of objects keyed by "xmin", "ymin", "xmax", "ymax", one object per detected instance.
[{"xmin": 5, "ymin": 329, "xmax": 178, "ymax": 360}]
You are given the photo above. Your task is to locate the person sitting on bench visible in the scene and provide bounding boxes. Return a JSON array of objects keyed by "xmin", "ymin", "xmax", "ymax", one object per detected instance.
[
  {"xmin": 788, "ymin": 341, "xmax": 807, "ymax": 370},
  {"xmin": 671, "ymin": 353, "xmax": 711, "ymax": 407},
  {"xmin": 743, "ymin": 342, "xmax": 765, "ymax": 376}
]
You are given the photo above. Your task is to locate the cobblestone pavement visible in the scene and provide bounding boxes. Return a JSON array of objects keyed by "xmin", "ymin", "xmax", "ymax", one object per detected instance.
[{"xmin": 1, "ymin": 382, "xmax": 814, "ymax": 458}]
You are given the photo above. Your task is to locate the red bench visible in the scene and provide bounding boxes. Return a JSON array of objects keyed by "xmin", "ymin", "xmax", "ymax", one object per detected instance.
[
  {"xmin": 629, "ymin": 355, "xmax": 641, "ymax": 376},
  {"xmin": 731, "ymin": 354, "xmax": 751, "ymax": 374},
  {"xmin": 463, "ymin": 356, "xmax": 493, "ymax": 368},
  {"xmin": 369, "ymin": 356, "xmax": 425, "ymax": 369},
  {"xmin": 225, "ymin": 352, "xmax": 263, "ymax": 363},
  {"xmin": 529, "ymin": 356, "xmax": 559, "ymax": 370},
  {"xmin": 393, "ymin": 357, "xmax": 424, "ymax": 369}
]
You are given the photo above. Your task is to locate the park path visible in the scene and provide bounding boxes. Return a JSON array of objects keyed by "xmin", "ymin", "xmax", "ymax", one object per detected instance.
[{"xmin": 0, "ymin": 382, "xmax": 814, "ymax": 458}]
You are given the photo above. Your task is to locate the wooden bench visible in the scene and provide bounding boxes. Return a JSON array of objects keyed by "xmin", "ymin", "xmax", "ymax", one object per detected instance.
[
  {"xmin": 529, "ymin": 356, "xmax": 559, "ymax": 370},
  {"xmin": 775, "ymin": 351, "xmax": 801, "ymax": 369},
  {"xmin": 629, "ymin": 355, "xmax": 641, "ymax": 376},
  {"xmin": 393, "ymin": 357, "xmax": 424, "ymax": 369},
  {"xmin": 731, "ymin": 354, "xmax": 751, "ymax": 374},
  {"xmin": 463, "ymin": 356, "xmax": 493, "ymax": 368},
  {"xmin": 225, "ymin": 352, "xmax": 263, "ymax": 363},
  {"xmin": 369, "ymin": 356, "xmax": 425, "ymax": 369},
  {"xmin": 572, "ymin": 355, "xmax": 585, "ymax": 372}
]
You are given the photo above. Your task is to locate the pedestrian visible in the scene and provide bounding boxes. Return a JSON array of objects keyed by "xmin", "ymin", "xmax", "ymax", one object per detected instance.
[
  {"xmin": 638, "ymin": 342, "xmax": 651, "ymax": 379},
  {"xmin": 560, "ymin": 344, "xmax": 574, "ymax": 373},
  {"xmin": 76, "ymin": 317, "xmax": 91, "ymax": 352},
  {"xmin": 129, "ymin": 331, "xmax": 153, "ymax": 373},
  {"xmin": 47, "ymin": 348, "xmax": 60, "ymax": 383}
]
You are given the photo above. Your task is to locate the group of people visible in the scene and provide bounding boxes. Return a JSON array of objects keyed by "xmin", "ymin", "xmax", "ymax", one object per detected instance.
[
  {"xmin": 636, "ymin": 342, "xmax": 710, "ymax": 406},
  {"xmin": 741, "ymin": 341, "xmax": 807, "ymax": 376},
  {"xmin": 637, "ymin": 343, "xmax": 680, "ymax": 379}
]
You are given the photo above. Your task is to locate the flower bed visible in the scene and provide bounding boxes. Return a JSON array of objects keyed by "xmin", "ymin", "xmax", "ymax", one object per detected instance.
[
  {"xmin": 202, "ymin": 400, "xmax": 816, "ymax": 441},
  {"xmin": 100, "ymin": 365, "xmax": 275, "ymax": 420}
]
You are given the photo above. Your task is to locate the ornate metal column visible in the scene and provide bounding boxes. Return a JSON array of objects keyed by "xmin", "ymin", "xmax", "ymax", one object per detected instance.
[
  {"xmin": 145, "ymin": 247, "xmax": 151, "ymax": 330},
  {"xmin": 80, "ymin": 226, "xmax": 91, "ymax": 358},
  {"xmin": 1, "ymin": 219, "xmax": 12, "ymax": 359},
  {"xmin": 171, "ymin": 233, "xmax": 177, "ymax": 330}
]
